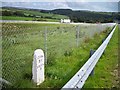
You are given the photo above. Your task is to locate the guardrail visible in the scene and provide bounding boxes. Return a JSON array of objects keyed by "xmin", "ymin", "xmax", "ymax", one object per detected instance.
[{"xmin": 62, "ymin": 24, "xmax": 117, "ymax": 89}]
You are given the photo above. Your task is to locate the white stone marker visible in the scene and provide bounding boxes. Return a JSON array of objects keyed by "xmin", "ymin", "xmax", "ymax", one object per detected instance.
[{"xmin": 32, "ymin": 49, "xmax": 44, "ymax": 85}]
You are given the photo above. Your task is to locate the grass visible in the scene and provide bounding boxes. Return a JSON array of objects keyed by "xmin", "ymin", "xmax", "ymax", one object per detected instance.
[
  {"xmin": 1, "ymin": 16, "xmax": 33, "ymax": 21},
  {"xmin": 83, "ymin": 25, "xmax": 118, "ymax": 88},
  {"xmin": 1, "ymin": 16, "xmax": 60, "ymax": 22},
  {"xmin": 2, "ymin": 22, "xmax": 114, "ymax": 88},
  {"xmin": 14, "ymin": 8, "xmax": 68, "ymax": 19},
  {"xmin": 1, "ymin": 8, "xmax": 69, "ymax": 21}
]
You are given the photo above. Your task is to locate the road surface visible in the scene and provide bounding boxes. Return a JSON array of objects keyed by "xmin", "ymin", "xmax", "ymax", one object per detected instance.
[{"xmin": 0, "ymin": 20, "xmax": 116, "ymax": 26}]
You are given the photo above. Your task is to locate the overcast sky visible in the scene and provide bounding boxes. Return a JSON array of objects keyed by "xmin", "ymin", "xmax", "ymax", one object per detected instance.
[{"xmin": 1, "ymin": 0, "xmax": 119, "ymax": 12}]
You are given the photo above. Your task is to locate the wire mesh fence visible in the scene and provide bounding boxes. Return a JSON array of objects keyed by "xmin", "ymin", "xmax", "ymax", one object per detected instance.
[
  {"xmin": 0, "ymin": 23, "xmax": 2, "ymax": 89},
  {"xmin": 1, "ymin": 22, "xmax": 114, "ymax": 88}
]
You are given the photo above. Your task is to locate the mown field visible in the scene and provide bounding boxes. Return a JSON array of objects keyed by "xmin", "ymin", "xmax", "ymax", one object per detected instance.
[
  {"xmin": 1, "ymin": 16, "xmax": 60, "ymax": 22},
  {"xmin": 2, "ymin": 22, "xmax": 114, "ymax": 88},
  {"xmin": 1, "ymin": 16, "xmax": 34, "ymax": 21}
]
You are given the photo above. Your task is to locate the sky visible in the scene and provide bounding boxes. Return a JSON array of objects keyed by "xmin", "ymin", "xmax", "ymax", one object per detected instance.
[{"xmin": 1, "ymin": 0, "xmax": 119, "ymax": 12}]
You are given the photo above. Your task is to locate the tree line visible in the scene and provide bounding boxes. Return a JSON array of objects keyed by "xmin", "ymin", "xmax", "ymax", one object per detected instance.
[{"xmin": 2, "ymin": 7, "xmax": 120, "ymax": 23}]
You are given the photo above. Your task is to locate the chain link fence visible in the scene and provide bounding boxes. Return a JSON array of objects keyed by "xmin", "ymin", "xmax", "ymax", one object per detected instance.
[
  {"xmin": 1, "ymin": 22, "xmax": 114, "ymax": 88},
  {"xmin": 0, "ymin": 23, "xmax": 2, "ymax": 89}
]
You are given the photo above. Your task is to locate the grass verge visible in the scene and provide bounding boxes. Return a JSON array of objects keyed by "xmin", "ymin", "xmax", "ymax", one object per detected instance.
[
  {"xmin": 83, "ymin": 25, "xmax": 118, "ymax": 88},
  {"xmin": 36, "ymin": 25, "xmax": 112, "ymax": 88}
]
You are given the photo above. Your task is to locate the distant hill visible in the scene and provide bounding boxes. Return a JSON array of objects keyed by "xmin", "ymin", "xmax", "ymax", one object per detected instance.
[
  {"xmin": 1, "ymin": 7, "xmax": 69, "ymax": 21},
  {"xmin": 1, "ymin": 7, "xmax": 120, "ymax": 23},
  {"xmin": 41, "ymin": 9, "xmax": 120, "ymax": 23}
]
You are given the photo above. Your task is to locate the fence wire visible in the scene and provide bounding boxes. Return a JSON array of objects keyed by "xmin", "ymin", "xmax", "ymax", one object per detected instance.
[
  {"xmin": 1, "ymin": 22, "xmax": 114, "ymax": 88},
  {"xmin": 0, "ymin": 23, "xmax": 2, "ymax": 89}
]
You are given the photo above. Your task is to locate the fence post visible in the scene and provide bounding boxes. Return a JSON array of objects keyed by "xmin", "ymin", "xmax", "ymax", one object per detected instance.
[
  {"xmin": 44, "ymin": 27, "xmax": 47, "ymax": 64},
  {"xmin": 90, "ymin": 49, "xmax": 95, "ymax": 76},
  {"xmin": 32, "ymin": 49, "xmax": 45, "ymax": 85},
  {"xmin": 102, "ymin": 39, "xmax": 105, "ymax": 43},
  {"xmin": 76, "ymin": 25, "xmax": 80, "ymax": 47},
  {"xmin": 102, "ymin": 39, "xmax": 106, "ymax": 55}
]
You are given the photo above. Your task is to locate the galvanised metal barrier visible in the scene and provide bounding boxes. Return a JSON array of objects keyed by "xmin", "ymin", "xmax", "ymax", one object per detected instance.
[{"xmin": 62, "ymin": 24, "xmax": 117, "ymax": 89}]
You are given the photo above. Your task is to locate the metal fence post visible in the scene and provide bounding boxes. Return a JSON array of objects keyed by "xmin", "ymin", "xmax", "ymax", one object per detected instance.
[
  {"xmin": 102, "ymin": 39, "xmax": 105, "ymax": 43},
  {"xmin": 90, "ymin": 49, "xmax": 95, "ymax": 76},
  {"xmin": 44, "ymin": 27, "xmax": 47, "ymax": 64},
  {"xmin": 76, "ymin": 25, "xmax": 80, "ymax": 47}
]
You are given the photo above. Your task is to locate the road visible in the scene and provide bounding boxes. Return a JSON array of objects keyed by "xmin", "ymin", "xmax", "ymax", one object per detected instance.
[
  {"xmin": 0, "ymin": 20, "xmax": 60, "ymax": 24},
  {"xmin": 0, "ymin": 20, "xmax": 116, "ymax": 26}
]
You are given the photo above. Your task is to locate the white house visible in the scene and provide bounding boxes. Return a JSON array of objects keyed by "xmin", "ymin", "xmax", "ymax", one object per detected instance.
[{"xmin": 61, "ymin": 19, "xmax": 71, "ymax": 23}]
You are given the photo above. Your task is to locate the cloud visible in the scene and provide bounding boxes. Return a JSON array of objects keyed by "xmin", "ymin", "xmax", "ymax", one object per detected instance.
[
  {"xmin": 66, "ymin": 2, "xmax": 118, "ymax": 12},
  {"xmin": 2, "ymin": 2, "xmax": 71, "ymax": 10},
  {"xmin": 1, "ymin": 0, "xmax": 120, "ymax": 2},
  {"xmin": 50, "ymin": 2, "xmax": 70, "ymax": 9},
  {"xmin": 2, "ymin": 1, "xmax": 118, "ymax": 12}
]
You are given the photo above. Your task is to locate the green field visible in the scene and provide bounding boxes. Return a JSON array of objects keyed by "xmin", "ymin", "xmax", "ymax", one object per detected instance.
[
  {"xmin": 1, "ymin": 16, "xmax": 60, "ymax": 22},
  {"xmin": 1, "ymin": 8, "xmax": 69, "ymax": 21},
  {"xmin": 1, "ymin": 16, "xmax": 33, "ymax": 21},
  {"xmin": 2, "ymin": 8, "xmax": 68, "ymax": 19},
  {"xmin": 2, "ymin": 23, "xmax": 115, "ymax": 88}
]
